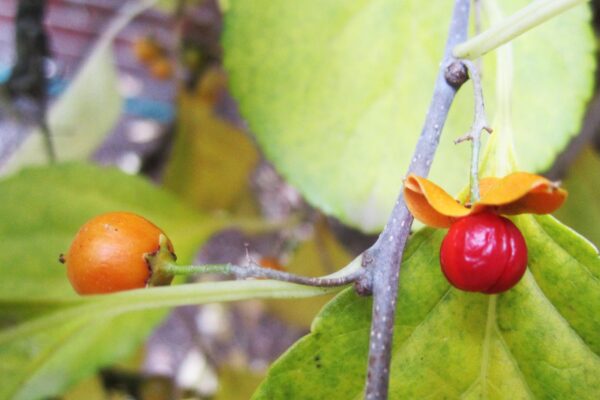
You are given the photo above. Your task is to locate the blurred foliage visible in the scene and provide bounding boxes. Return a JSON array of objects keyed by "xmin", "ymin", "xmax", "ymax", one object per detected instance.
[
  {"xmin": 63, "ymin": 376, "xmax": 106, "ymax": 400},
  {"xmin": 164, "ymin": 68, "xmax": 259, "ymax": 213},
  {"xmin": 555, "ymin": 146, "xmax": 600, "ymax": 247},
  {"xmin": 0, "ymin": 2, "xmax": 155, "ymax": 176},
  {"xmin": 213, "ymin": 367, "xmax": 265, "ymax": 400}
]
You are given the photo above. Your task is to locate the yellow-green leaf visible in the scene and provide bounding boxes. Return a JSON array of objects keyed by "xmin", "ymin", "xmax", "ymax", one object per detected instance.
[
  {"xmin": 223, "ymin": 0, "xmax": 594, "ymax": 232},
  {"xmin": 253, "ymin": 216, "xmax": 600, "ymax": 398},
  {"xmin": 164, "ymin": 69, "xmax": 259, "ymax": 212}
]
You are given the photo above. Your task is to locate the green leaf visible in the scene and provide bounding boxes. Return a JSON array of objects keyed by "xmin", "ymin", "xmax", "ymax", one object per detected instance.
[
  {"xmin": 0, "ymin": 278, "xmax": 340, "ymax": 400},
  {"xmin": 1, "ymin": 310, "xmax": 164, "ymax": 400},
  {"xmin": 223, "ymin": 0, "xmax": 594, "ymax": 232},
  {"xmin": 555, "ymin": 146, "xmax": 600, "ymax": 247},
  {"xmin": 253, "ymin": 216, "xmax": 600, "ymax": 399},
  {"xmin": 0, "ymin": 163, "xmax": 220, "ymax": 399}
]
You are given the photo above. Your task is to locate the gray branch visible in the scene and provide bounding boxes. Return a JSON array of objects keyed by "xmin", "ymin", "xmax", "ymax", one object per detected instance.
[{"xmin": 362, "ymin": 1, "xmax": 472, "ymax": 398}]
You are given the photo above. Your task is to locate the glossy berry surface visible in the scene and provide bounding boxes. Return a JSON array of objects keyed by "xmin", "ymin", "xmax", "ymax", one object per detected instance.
[
  {"xmin": 64, "ymin": 212, "xmax": 174, "ymax": 295},
  {"xmin": 440, "ymin": 213, "xmax": 527, "ymax": 294}
]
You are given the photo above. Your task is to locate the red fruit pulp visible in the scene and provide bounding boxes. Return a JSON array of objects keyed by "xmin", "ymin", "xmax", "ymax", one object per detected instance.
[{"xmin": 440, "ymin": 212, "xmax": 527, "ymax": 294}]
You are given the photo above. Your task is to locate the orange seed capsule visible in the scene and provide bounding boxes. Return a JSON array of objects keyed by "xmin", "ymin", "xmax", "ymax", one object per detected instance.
[{"xmin": 64, "ymin": 212, "xmax": 174, "ymax": 295}]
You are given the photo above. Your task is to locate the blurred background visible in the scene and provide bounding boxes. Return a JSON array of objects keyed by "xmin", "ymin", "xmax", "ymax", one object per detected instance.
[{"xmin": 0, "ymin": 1, "xmax": 373, "ymax": 398}]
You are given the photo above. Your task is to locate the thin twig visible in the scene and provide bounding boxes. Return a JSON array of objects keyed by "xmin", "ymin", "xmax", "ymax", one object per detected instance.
[
  {"xmin": 454, "ymin": 60, "xmax": 492, "ymax": 203},
  {"xmin": 164, "ymin": 261, "xmax": 364, "ymax": 288},
  {"xmin": 361, "ymin": 1, "xmax": 471, "ymax": 398}
]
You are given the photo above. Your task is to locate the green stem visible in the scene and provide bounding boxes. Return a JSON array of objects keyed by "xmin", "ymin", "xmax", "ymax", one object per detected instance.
[
  {"xmin": 165, "ymin": 263, "xmax": 232, "ymax": 275},
  {"xmin": 453, "ymin": 0, "xmax": 587, "ymax": 59},
  {"xmin": 471, "ymin": 134, "xmax": 482, "ymax": 202},
  {"xmin": 162, "ymin": 255, "xmax": 364, "ymax": 288},
  {"xmin": 467, "ymin": 61, "xmax": 486, "ymax": 203},
  {"xmin": 455, "ymin": 60, "xmax": 490, "ymax": 203}
]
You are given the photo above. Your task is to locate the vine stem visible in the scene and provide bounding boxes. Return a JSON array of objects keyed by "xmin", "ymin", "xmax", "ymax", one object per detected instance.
[
  {"xmin": 362, "ymin": 1, "xmax": 471, "ymax": 398},
  {"xmin": 453, "ymin": 0, "xmax": 587, "ymax": 60}
]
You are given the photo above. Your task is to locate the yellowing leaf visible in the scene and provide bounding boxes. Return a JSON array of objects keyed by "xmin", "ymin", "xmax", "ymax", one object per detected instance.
[
  {"xmin": 164, "ymin": 69, "xmax": 259, "ymax": 212},
  {"xmin": 223, "ymin": 0, "xmax": 593, "ymax": 232}
]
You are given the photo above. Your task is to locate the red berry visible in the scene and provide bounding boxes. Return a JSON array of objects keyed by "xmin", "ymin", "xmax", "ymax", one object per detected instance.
[
  {"xmin": 63, "ymin": 212, "xmax": 174, "ymax": 295},
  {"xmin": 440, "ymin": 213, "xmax": 527, "ymax": 294}
]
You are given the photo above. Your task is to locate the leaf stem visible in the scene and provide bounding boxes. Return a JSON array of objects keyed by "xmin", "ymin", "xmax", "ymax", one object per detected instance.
[
  {"xmin": 453, "ymin": 0, "xmax": 587, "ymax": 59},
  {"xmin": 362, "ymin": 1, "xmax": 471, "ymax": 398}
]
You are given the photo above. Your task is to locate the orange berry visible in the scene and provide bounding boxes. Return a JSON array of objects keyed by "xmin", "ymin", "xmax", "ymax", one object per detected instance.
[
  {"xmin": 149, "ymin": 58, "xmax": 174, "ymax": 80},
  {"xmin": 63, "ymin": 212, "xmax": 174, "ymax": 295}
]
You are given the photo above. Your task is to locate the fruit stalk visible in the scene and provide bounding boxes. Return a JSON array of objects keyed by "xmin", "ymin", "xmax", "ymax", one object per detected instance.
[{"xmin": 454, "ymin": 60, "xmax": 491, "ymax": 203}]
